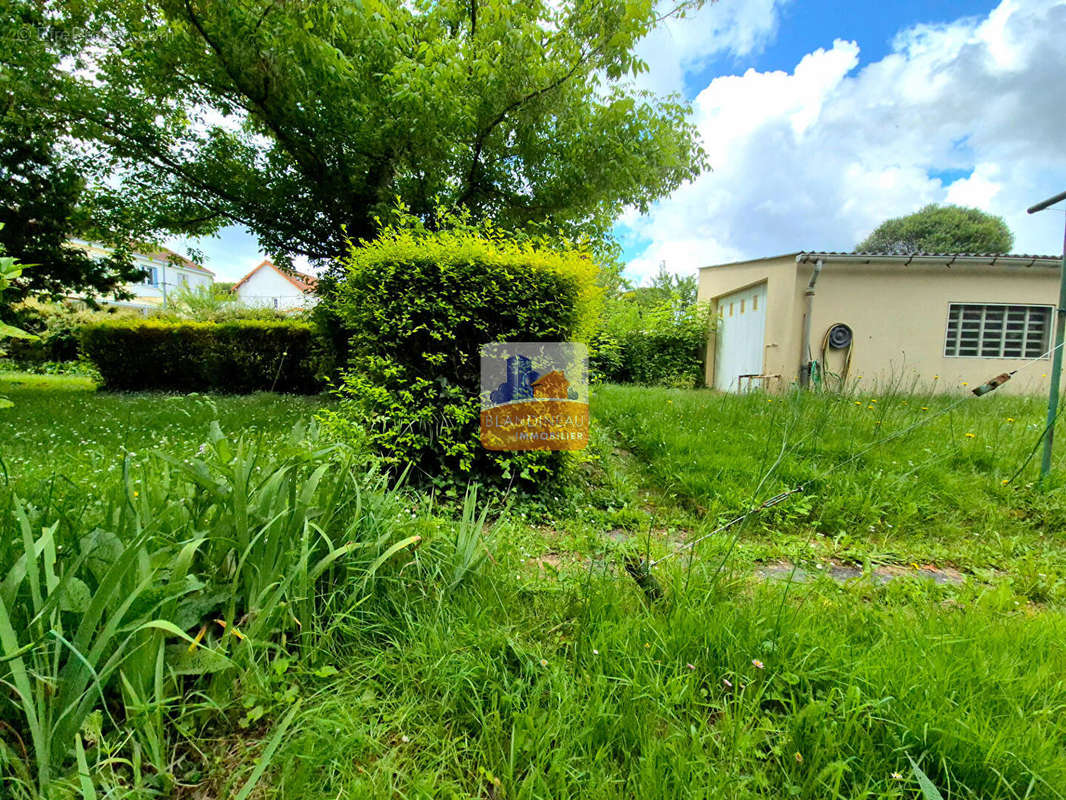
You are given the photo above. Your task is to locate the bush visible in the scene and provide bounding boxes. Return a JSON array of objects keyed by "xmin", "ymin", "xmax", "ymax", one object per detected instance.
[
  {"xmin": 81, "ymin": 318, "xmax": 321, "ymax": 393},
  {"xmin": 3, "ymin": 299, "xmax": 135, "ymax": 363},
  {"xmin": 592, "ymin": 299, "xmax": 711, "ymax": 388},
  {"xmin": 323, "ymin": 221, "xmax": 602, "ymax": 488}
]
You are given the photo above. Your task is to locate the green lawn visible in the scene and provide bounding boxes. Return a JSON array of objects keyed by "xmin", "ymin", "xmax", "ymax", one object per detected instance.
[
  {"xmin": 0, "ymin": 380, "xmax": 1063, "ymax": 799},
  {"xmin": 585, "ymin": 384, "xmax": 1066, "ymax": 598},
  {"xmin": 0, "ymin": 371, "xmax": 324, "ymax": 493}
]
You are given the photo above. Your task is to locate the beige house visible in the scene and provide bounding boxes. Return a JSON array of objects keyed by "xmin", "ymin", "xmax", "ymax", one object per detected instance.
[{"xmin": 698, "ymin": 251, "xmax": 1064, "ymax": 395}]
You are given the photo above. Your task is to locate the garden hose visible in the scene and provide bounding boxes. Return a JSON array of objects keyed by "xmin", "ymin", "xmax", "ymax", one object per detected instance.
[{"xmin": 820, "ymin": 323, "xmax": 853, "ymax": 390}]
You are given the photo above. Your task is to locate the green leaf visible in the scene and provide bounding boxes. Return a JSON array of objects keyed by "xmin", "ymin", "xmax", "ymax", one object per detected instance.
[
  {"xmin": 60, "ymin": 577, "xmax": 92, "ymax": 613},
  {"xmin": 907, "ymin": 755, "xmax": 946, "ymax": 800}
]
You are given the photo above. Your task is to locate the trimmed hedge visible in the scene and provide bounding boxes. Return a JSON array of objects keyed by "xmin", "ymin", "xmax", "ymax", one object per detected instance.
[
  {"xmin": 81, "ymin": 319, "xmax": 321, "ymax": 393},
  {"xmin": 323, "ymin": 223, "xmax": 602, "ymax": 486}
]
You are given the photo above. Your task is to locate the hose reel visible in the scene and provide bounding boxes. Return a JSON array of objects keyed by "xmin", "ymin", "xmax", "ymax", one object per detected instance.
[{"xmin": 820, "ymin": 323, "xmax": 854, "ymax": 389}]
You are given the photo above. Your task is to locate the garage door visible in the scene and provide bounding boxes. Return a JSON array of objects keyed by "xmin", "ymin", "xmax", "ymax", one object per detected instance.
[{"xmin": 714, "ymin": 283, "xmax": 767, "ymax": 392}]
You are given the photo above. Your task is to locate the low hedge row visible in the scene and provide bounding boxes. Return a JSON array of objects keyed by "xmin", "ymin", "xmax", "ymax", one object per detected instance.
[{"xmin": 81, "ymin": 319, "xmax": 321, "ymax": 393}]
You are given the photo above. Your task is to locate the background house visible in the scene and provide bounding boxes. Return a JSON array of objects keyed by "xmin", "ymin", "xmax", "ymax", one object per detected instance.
[
  {"xmin": 698, "ymin": 251, "xmax": 1064, "ymax": 395},
  {"xmin": 232, "ymin": 259, "xmax": 318, "ymax": 310},
  {"xmin": 72, "ymin": 240, "xmax": 215, "ymax": 311}
]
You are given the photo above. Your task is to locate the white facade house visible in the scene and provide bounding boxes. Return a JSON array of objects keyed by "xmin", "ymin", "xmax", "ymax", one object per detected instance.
[
  {"xmin": 232, "ymin": 259, "xmax": 318, "ymax": 310},
  {"xmin": 72, "ymin": 239, "xmax": 215, "ymax": 310}
]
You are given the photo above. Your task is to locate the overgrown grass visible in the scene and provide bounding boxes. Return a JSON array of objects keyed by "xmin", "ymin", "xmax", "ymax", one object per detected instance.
[
  {"xmin": 224, "ymin": 547, "xmax": 1066, "ymax": 799},
  {"xmin": 589, "ymin": 385, "xmax": 1066, "ymax": 582},
  {"xmin": 1, "ymin": 382, "xmax": 1064, "ymax": 798}
]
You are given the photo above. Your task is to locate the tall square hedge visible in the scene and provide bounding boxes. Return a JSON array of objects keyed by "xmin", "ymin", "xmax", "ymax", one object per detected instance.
[{"xmin": 323, "ymin": 225, "xmax": 602, "ymax": 485}]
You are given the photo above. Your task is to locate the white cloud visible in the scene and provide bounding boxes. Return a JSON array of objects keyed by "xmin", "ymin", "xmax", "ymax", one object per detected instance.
[
  {"xmin": 633, "ymin": 0, "xmax": 788, "ymax": 96},
  {"xmin": 622, "ymin": 0, "xmax": 1066, "ymax": 285}
]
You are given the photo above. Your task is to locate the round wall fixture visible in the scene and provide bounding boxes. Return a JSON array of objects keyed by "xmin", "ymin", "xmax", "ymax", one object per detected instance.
[{"xmin": 827, "ymin": 323, "xmax": 853, "ymax": 350}]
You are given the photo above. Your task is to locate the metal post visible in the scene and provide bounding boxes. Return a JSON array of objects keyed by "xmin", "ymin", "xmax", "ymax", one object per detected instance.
[
  {"xmin": 1027, "ymin": 190, "xmax": 1066, "ymax": 480},
  {"xmin": 799, "ymin": 257, "xmax": 823, "ymax": 388}
]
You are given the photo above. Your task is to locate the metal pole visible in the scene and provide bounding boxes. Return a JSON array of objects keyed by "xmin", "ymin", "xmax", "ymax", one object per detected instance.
[
  {"xmin": 799, "ymin": 257, "xmax": 823, "ymax": 388},
  {"xmin": 1028, "ymin": 192, "xmax": 1066, "ymax": 480}
]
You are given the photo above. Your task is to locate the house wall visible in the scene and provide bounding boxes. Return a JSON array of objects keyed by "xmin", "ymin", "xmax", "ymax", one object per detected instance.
[
  {"xmin": 697, "ymin": 255, "xmax": 800, "ymax": 389},
  {"xmin": 235, "ymin": 267, "xmax": 313, "ymax": 310},
  {"xmin": 806, "ymin": 261, "xmax": 1064, "ymax": 396},
  {"xmin": 131, "ymin": 257, "xmax": 213, "ymax": 304},
  {"xmin": 73, "ymin": 241, "xmax": 213, "ymax": 310}
]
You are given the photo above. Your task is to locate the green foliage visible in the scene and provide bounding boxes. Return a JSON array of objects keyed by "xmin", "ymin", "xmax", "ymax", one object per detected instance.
[
  {"xmin": 592, "ymin": 266, "xmax": 711, "ymax": 388},
  {"xmin": 3, "ymin": 379, "xmax": 1066, "ymax": 797},
  {"xmin": 857, "ymin": 204, "xmax": 1014, "ymax": 254},
  {"xmin": 4, "ymin": 299, "xmax": 136, "ymax": 365},
  {"xmin": 4, "ymin": 0, "xmax": 706, "ymax": 259},
  {"xmin": 229, "ymin": 545, "xmax": 1066, "ymax": 800},
  {"xmin": 81, "ymin": 318, "xmax": 321, "ymax": 393},
  {"xmin": 593, "ymin": 383, "xmax": 1066, "ymax": 581},
  {"xmin": 0, "ymin": 119, "xmax": 160, "ymax": 304},
  {"xmin": 0, "ymin": 236, "xmax": 35, "ymax": 344},
  {"xmin": 0, "ymin": 420, "xmax": 420, "ymax": 797},
  {"xmin": 323, "ymin": 220, "xmax": 602, "ymax": 486},
  {"xmin": 162, "ymin": 284, "xmax": 237, "ymax": 319}
]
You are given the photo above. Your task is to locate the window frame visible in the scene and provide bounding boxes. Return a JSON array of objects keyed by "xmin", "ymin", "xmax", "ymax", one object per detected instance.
[{"xmin": 943, "ymin": 301, "xmax": 1054, "ymax": 360}]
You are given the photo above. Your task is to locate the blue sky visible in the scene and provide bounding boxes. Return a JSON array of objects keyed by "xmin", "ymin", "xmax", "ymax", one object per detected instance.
[
  {"xmin": 615, "ymin": 0, "xmax": 1066, "ymax": 283},
  {"xmin": 683, "ymin": 1, "xmax": 999, "ymax": 97},
  {"xmin": 170, "ymin": 0, "xmax": 1066, "ymax": 284}
]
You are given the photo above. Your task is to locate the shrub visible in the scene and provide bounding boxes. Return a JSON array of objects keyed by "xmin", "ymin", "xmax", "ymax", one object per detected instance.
[
  {"xmin": 592, "ymin": 298, "xmax": 711, "ymax": 388},
  {"xmin": 323, "ymin": 221, "xmax": 602, "ymax": 487},
  {"xmin": 3, "ymin": 299, "xmax": 126, "ymax": 363},
  {"xmin": 81, "ymin": 318, "xmax": 321, "ymax": 393}
]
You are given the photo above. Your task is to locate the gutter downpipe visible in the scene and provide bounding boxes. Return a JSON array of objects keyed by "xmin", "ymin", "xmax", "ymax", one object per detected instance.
[{"xmin": 799, "ymin": 257, "xmax": 823, "ymax": 388}]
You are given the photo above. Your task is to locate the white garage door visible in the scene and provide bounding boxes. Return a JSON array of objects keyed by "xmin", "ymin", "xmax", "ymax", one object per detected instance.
[{"xmin": 714, "ymin": 283, "xmax": 767, "ymax": 392}]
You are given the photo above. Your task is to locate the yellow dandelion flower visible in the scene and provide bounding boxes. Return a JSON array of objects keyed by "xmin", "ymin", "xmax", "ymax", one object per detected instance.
[
  {"xmin": 961, "ymin": 381, "xmax": 969, "ymax": 386},
  {"xmin": 964, "ymin": 432, "xmax": 976, "ymax": 439},
  {"xmin": 921, "ymin": 406, "xmax": 929, "ymax": 411},
  {"xmin": 1006, "ymin": 417, "xmax": 1015, "ymax": 422},
  {"xmin": 1001, "ymin": 479, "xmax": 1009, "ymax": 485},
  {"xmin": 854, "ymin": 401, "xmax": 862, "ymax": 406}
]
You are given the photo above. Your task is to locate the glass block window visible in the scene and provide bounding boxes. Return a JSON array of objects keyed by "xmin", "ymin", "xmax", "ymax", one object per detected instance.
[{"xmin": 944, "ymin": 303, "xmax": 1053, "ymax": 359}]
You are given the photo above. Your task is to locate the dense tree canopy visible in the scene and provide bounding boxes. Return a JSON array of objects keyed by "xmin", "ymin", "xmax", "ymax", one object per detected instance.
[
  {"xmin": 0, "ymin": 127, "xmax": 150, "ymax": 304},
  {"xmin": 857, "ymin": 204, "xmax": 1014, "ymax": 255},
  {"xmin": 2, "ymin": 0, "xmax": 708, "ymax": 267}
]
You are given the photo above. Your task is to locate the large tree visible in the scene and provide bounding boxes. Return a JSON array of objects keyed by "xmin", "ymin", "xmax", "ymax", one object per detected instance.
[
  {"xmin": 3, "ymin": 0, "xmax": 707, "ymax": 265},
  {"xmin": 857, "ymin": 204, "xmax": 1014, "ymax": 255},
  {"xmin": 0, "ymin": 4, "xmax": 220, "ymax": 302}
]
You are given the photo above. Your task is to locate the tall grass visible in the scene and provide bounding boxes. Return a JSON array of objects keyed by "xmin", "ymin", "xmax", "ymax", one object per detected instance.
[
  {"xmin": 0, "ymin": 420, "xmax": 417, "ymax": 797},
  {"xmin": 592, "ymin": 384, "xmax": 1066, "ymax": 567},
  {"xmin": 249, "ymin": 551, "xmax": 1066, "ymax": 799}
]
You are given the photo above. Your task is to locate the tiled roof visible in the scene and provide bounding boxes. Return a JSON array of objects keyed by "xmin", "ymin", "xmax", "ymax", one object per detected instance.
[
  {"xmin": 799, "ymin": 250, "xmax": 1062, "ymax": 261},
  {"xmin": 143, "ymin": 247, "xmax": 215, "ymax": 275},
  {"xmin": 232, "ymin": 259, "xmax": 319, "ymax": 294}
]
